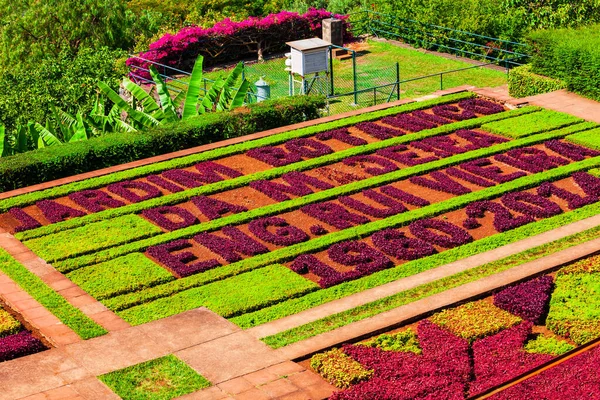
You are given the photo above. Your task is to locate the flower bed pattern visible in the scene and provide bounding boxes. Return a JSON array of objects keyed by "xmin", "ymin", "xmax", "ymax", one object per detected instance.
[
  {"xmin": 312, "ymin": 253, "xmax": 600, "ymax": 398},
  {"xmin": 1, "ymin": 94, "xmax": 600, "ymax": 334}
]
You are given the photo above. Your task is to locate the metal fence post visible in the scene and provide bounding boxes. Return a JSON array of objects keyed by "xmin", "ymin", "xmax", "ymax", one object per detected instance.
[
  {"xmin": 329, "ymin": 47, "xmax": 334, "ymax": 96},
  {"xmin": 396, "ymin": 62, "xmax": 400, "ymax": 100},
  {"xmin": 440, "ymin": 73, "xmax": 443, "ymax": 90},
  {"xmin": 242, "ymin": 61, "xmax": 246, "ymax": 82},
  {"xmin": 352, "ymin": 50, "xmax": 358, "ymax": 106}
]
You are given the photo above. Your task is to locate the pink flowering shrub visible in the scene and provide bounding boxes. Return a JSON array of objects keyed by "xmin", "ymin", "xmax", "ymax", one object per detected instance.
[{"xmin": 127, "ymin": 9, "xmax": 351, "ymax": 78}]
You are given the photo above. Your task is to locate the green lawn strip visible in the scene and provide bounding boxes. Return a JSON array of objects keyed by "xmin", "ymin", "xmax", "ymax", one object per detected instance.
[
  {"xmin": 0, "ymin": 249, "xmax": 106, "ymax": 339},
  {"xmin": 546, "ymin": 272, "xmax": 600, "ymax": 345},
  {"xmin": 67, "ymin": 253, "xmax": 175, "ymax": 300},
  {"xmin": 104, "ymin": 156, "xmax": 600, "ymax": 313},
  {"xmin": 257, "ymin": 218, "xmax": 600, "ymax": 348},
  {"xmin": 565, "ymin": 127, "xmax": 600, "ymax": 150},
  {"xmin": 1, "ymin": 93, "xmax": 473, "ymax": 214},
  {"xmin": 99, "ymin": 355, "xmax": 210, "ymax": 400},
  {"xmin": 56, "ymin": 116, "xmax": 591, "ymax": 274},
  {"xmin": 24, "ymin": 215, "xmax": 163, "ymax": 263},
  {"xmin": 16, "ymin": 105, "xmax": 538, "ymax": 242},
  {"xmin": 480, "ymin": 109, "xmax": 583, "ymax": 138},
  {"xmin": 117, "ymin": 265, "xmax": 319, "ymax": 325}
]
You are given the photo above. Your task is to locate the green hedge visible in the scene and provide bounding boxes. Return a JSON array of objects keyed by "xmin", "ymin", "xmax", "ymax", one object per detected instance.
[
  {"xmin": 480, "ymin": 109, "xmax": 582, "ymax": 138},
  {"xmin": 0, "ymin": 95, "xmax": 326, "ymax": 193},
  {"xmin": 528, "ymin": 25, "xmax": 600, "ymax": 101},
  {"xmin": 507, "ymin": 64, "xmax": 567, "ymax": 98}
]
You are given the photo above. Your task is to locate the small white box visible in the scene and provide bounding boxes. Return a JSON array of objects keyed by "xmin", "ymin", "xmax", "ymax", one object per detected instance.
[{"xmin": 287, "ymin": 38, "xmax": 331, "ymax": 76}]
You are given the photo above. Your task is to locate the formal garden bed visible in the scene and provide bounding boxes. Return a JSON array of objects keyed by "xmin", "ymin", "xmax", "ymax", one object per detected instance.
[
  {"xmin": 0, "ymin": 299, "xmax": 47, "ymax": 363},
  {"xmin": 1, "ymin": 92, "xmax": 600, "ymax": 334},
  {"xmin": 306, "ymin": 252, "xmax": 600, "ymax": 398}
]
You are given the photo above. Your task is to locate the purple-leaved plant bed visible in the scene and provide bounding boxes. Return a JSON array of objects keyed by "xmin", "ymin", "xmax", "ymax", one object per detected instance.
[
  {"xmin": 310, "ymin": 255, "xmax": 600, "ymax": 398},
  {"xmin": 0, "ymin": 304, "xmax": 47, "ymax": 363}
]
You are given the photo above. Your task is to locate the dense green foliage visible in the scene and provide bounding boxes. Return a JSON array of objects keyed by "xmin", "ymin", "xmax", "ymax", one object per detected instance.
[
  {"xmin": 566, "ymin": 128, "xmax": 600, "ymax": 151},
  {"xmin": 528, "ymin": 25, "xmax": 600, "ymax": 101},
  {"xmin": 358, "ymin": 329, "xmax": 421, "ymax": 353},
  {"xmin": 99, "ymin": 355, "xmax": 211, "ymax": 400},
  {"xmin": 0, "ymin": 249, "xmax": 106, "ymax": 339},
  {"xmin": 310, "ymin": 348, "xmax": 373, "ymax": 389},
  {"xmin": 507, "ymin": 64, "xmax": 566, "ymax": 98},
  {"xmin": 480, "ymin": 109, "xmax": 581, "ymax": 138},
  {"xmin": 524, "ymin": 335, "xmax": 574, "ymax": 355},
  {"xmin": 0, "ymin": 309, "xmax": 22, "ymax": 338},
  {"xmin": 0, "ymin": 95, "xmax": 325, "ymax": 193}
]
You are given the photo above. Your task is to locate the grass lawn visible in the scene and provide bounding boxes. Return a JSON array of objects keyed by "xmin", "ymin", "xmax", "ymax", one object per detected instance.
[{"xmin": 170, "ymin": 39, "xmax": 507, "ymax": 114}]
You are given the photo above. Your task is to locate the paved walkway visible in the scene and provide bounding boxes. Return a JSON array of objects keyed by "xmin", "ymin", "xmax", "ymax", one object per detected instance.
[
  {"xmin": 474, "ymin": 86, "xmax": 600, "ymax": 123},
  {"xmin": 0, "ymin": 308, "xmax": 335, "ymax": 400}
]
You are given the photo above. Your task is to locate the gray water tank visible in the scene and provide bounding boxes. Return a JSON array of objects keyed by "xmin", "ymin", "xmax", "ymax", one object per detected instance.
[{"xmin": 255, "ymin": 76, "xmax": 270, "ymax": 102}]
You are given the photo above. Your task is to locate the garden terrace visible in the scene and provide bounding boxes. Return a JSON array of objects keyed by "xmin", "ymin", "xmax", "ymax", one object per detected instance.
[
  {"xmin": 1, "ymin": 91, "xmax": 599, "ymax": 329},
  {"xmin": 305, "ymin": 251, "xmax": 600, "ymax": 398}
]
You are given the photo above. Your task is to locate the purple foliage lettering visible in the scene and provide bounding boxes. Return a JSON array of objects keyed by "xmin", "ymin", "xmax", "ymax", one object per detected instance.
[
  {"xmin": 106, "ymin": 180, "xmax": 162, "ymax": 203},
  {"xmin": 328, "ymin": 240, "xmax": 393, "ymax": 274},
  {"xmin": 310, "ymin": 225, "xmax": 328, "ymax": 235},
  {"xmin": 190, "ymin": 196, "xmax": 248, "ymax": 220},
  {"xmin": 493, "ymin": 275, "xmax": 554, "ymax": 323},
  {"xmin": 194, "ymin": 226, "xmax": 268, "ymax": 263},
  {"xmin": 544, "ymin": 139, "xmax": 600, "ymax": 161},
  {"xmin": 141, "ymin": 206, "xmax": 198, "ymax": 231},
  {"xmin": 381, "ymin": 114, "xmax": 437, "ymax": 132},
  {"xmin": 537, "ymin": 182, "xmax": 598, "ymax": 209},
  {"xmin": 68, "ymin": 190, "xmax": 126, "ymax": 213},
  {"xmin": 460, "ymin": 158, "xmax": 526, "ymax": 183},
  {"xmin": 495, "ymin": 147, "xmax": 569, "ymax": 173},
  {"xmin": 36, "ymin": 200, "xmax": 86, "ymax": 223},
  {"xmin": 380, "ymin": 185, "xmax": 430, "ymax": 206},
  {"xmin": 409, "ymin": 219, "xmax": 473, "ymax": 248},
  {"xmin": 9, "ymin": 208, "xmax": 42, "ymax": 232},
  {"xmin": 246, "ymin": 146, "xmax": 302, "ymax": 166},
  {"xmin": 411, "ymin": 110, "xmax": 451, "ymax": 125},
  {"xmin": 464, "ymin": 200, "xmax": 534, "ymax": 232},
  {"xmin": 301, "ymin": 202, "xmax": 369, "ymax": 229},
  {"xmin": 250, "ymin": 171, "xmax": 333, "ymax": 201},
  {"xmin": 355, "ymin": 122, "xmax": 403, "ymax": 140},
  {"xmin": 146, "ymin": 174, "xmax": 185, "ymax": 193},
  {"xmin": 432, "ymin": 104, "xmax": 477, "ymax": 121},
  {"xmin": 446, "ymin": 167, "xmax": 496, "ymax": 187},
  {"xmin": 162, "ymin": 162, "xmax": 242, "ymax": 188},
  {"xmin": 376, "ymin": 144, "xmax": 439, "ymax": 166},
  {"xmin": 573, "ymin": 171, "xmax": 600, "ymax": 197},
  {"xmin": 459, "ymin": 98, "xmax": 504, "ymax": 115},
  {"xmin": 315, "ymin": 128, "xmax": 368, "ymax": 146},
  {"xmin": 410, "ymin": 171, "xmax": 472, "ymax": 195},
  {"xmin": 342, "ymin": 155, "xmax": 399, "ymax": 176},
  {"xmin": 147, "ymin": 240, "xmax": 219, "ymax": 277},
  {"xmin": 248, "ymin": 216, "xmax": 309, "ymax": 246},
  {"xmin": 372, "ymin": 229, "xmax": 437, "ymax": 260},
  {"xmin": 501, "ymin": 191, "xmax": 563, "ymax": 218},
  {"xmin": 291, "ymin": 254, "xmax": 362, "ymax": 288},
  {"xmin": 411, "ymin": 136, "xmax": 477, "ymax": 158},
  {"xmin": 285, "ymin": 138, "xmax": 333, "ymax": 158},
  {"xmin": 456, "ymin": 129, "xmax": 508, "ymax": 147},
  {"xmin": 339, "ymin": 190, "xmax": 408, "ymax": 218}
]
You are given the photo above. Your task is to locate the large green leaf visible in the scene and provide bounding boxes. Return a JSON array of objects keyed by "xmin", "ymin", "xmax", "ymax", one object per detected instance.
[
  {"xmin": 202, "ymin": 77, "xmax": 225, "ymax": 111},
  {"xmin": 217, "ymin": 62, "xmax": 244, "ymax": 111},
  {"xmin": 123, "ymin": 78, "xmax": 161, "ymax": 114},
  {"xmin": 148, "ymin": 66, "xmax": 178, "ymax": 122},
  {"xmin": 69, "ymin": 113, "xmax": 88, "ymax": 142},
  {"xmin": 182, "ymin": 55, "xmax": 204, "ymax": 120},
  {"xmin": 98, "ymin": 81, "xmax": 160, "ymax": 129},
  {"xmin": 27, "ymin": 122, "xmax": 40, "ymax": 149},
  {"xmin": 230, "ymin": 79, "xmax": 251, "ymax": 109},
  {"xmin": 33, "ymin": 123, "xmax": 62, "ymax": 147},
  {"xmin": 16, "ymin": 125, "xmax": 28, "ymax": 153},
  {"xmin": 0, "ymin": 124, "xmax": 5, "ymax": 157}
]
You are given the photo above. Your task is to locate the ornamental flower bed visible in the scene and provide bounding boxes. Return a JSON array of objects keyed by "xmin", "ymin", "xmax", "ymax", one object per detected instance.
[
  {"xmin": 0, "ymin": 304, "xmax": 46, "ymax": 362},
  {"xmin": 312, "ymin": 255, "xmax": 600, "ymax": 398},
  {"xmin": 1, "ymin": 93, "xmax": 599, "ymax": 332}
]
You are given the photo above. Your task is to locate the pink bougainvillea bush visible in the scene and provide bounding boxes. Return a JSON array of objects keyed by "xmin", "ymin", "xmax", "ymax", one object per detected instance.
[{"xmin": 127, "ymin": 9, "xmax": 351, "ymax": 78}]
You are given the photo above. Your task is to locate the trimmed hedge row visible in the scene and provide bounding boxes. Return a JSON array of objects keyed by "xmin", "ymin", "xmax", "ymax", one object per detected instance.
[
  {"xmin": 17, "ymin": 98, "xmax": 525, "ymax": 242},
  {"xmin": 481, "ymin": 109, "xmax": 581, "ymax": 138},
  {"xmin": 507, "ymin": 65, "xmax": 567, "ymax": 99},
  {"xmin": 105, "ymin": 156, "xmax": 600, "ymax": 314},
  {"xmin": 528, "ymin": 25, "xmax": 600, "ymax": 101},
  {"xmin": 2, "ymin": 92, "xmax": 473, "ymax": 214},
  {"xmin": 0, "ymin": 249, "xmax": 106, "ymax": 339},
  {"xmin": 0, "ymin": 95, "xmax": 326, "ymax": 193},
  {"xmin": 260, "ymin": 223, "xmax": 600, "ymax": 347},
  {"xmin": 52, "ymin": 111, "xmax": 585, "ymax": 274}
]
